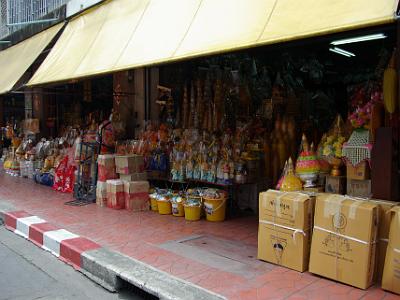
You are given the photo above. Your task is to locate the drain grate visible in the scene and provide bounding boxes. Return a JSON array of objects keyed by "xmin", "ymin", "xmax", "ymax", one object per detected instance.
[{"xmin": 117, "ymin": 276, "xmax": 159, "ymax": 300}]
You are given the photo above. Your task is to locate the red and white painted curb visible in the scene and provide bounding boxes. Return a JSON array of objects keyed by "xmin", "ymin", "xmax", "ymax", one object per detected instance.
[{"xmin": 4, "ymin": 210, "xmax": 101, "ymax": 269}]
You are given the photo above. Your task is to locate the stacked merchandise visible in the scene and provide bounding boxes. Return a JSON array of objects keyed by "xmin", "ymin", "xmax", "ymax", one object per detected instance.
[
  {"xmin": 18, "ymin": 160, "xmax": 30, "ymax": 178},
  {"xmin": 115, "ymin": 155, "xmax": 150, "ymax": 212},
  {"xmin": 118, "ymin": 119, "xmax": 267, "ymax": 185},
  {"xmin": 28, "ymin": 161, "xmax": 44, "ymax": 179},
  {"xmin": 257, "ymin": 191, "xmax": 399, "ymax": 293},
  {"xmin": 1, "ymin": 126, "xmax": 79, "ymax": 190},
  {"xmin": 96, "ymin": 154, "xmax": 117, "ymax": 207},
  {"xmin": 1, "ymin": 114, "xmax": 114, "ymax": 195},
  {"xmin": 149, "ymin": 188, "xmax": 227, "ymax": 222},
  {"xmin": 96, "ymin": 154, "xmax": 151, "ymax": 212},
  {"xmin": 343, "ymin": 95, "xmax": 376, "ymax": 197}
]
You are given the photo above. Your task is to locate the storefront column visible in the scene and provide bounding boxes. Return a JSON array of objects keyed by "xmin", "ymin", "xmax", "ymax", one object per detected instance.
[
  {"xmin": 32, "ymin": 88, "xmax": 44, "ymax": 137},
  {"xmin": 113, "ymin": 71, "xmax": 136, "ymax": 139},
  {"xmin": 149, "ymin": 67, "xmax": 160, "ymax": 122},
  {"xmin": 24, "ymin": 90, "xmax": 33, "ymax": 120},
  {"xmin": 134, "ymin": 68, "xmax": 146, "ymax": 136},
  {"xmin": 373, "ymin": 20, "xmax": 400, "ymax": 201}
]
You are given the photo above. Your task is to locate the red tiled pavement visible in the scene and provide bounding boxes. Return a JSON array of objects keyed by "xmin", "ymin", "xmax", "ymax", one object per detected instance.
[{"xmin": 0, "ymin": 173, "xmax": 399, "ymax": 300}]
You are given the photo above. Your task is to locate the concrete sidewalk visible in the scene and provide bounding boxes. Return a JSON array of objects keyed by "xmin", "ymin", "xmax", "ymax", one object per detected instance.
[{"xmin": 0, "ymin": 173, "xmax": 398, "ymax": 300}]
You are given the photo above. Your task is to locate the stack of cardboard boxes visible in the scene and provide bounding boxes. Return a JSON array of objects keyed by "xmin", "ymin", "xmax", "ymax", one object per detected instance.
[
  {"xmin": 346, "ymin": 161, "xmax": 371, "ymax": 198},
  {"xmin": 115, "ymin": 155, "xmax": 149, "ymax": 212},
  {"xmin": 324, "ymin": 161, "xmax": 371, "ymax": 197},
  {"xmin": 96, "ymin": 154, "xmax": 117, "ymax": 207},
  {"xmin": 97, "ymin": 154, "xmax": 150, "ymax": 212},
  {"xmin": 258, "ymin": 190, "xmax": 399, "ymax": 294}
]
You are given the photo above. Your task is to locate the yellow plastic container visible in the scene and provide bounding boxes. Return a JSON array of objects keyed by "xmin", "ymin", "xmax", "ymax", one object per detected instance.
[
  {"xmin": 157, "ymin": 200, "xmax": 172, "ymax": 215},
  {"xmin": 172, "ymin": 202, "xmax": 185, "ymax": 217},
  {"xmin": 203, "ymin": 196, "xmax": 227, "ymax": 222},
  {"xmin": 184, "ymin": 205, "xmax": 201, "ymax": 221},
  {"xmin": 150, "ymin": 196, "xmax": 158, "ymax": 211}
]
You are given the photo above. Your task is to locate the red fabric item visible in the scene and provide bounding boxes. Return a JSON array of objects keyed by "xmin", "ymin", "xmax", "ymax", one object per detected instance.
[{"xmin": 53, "ymin": 156, "xmax": 76, "ymax": 193}]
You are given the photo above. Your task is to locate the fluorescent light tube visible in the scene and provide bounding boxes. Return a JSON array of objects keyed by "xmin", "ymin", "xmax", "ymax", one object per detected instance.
[
  {"xmin": 331, "ymin": 33, "xmax": 386, "ymax": 45},
  {"xmin": 332, "ymin": 47, "xmax": 355, "ymax": 57},
  {"xmin": 329, "ymin": 47, "xmax": 355, "ymax": 57}
]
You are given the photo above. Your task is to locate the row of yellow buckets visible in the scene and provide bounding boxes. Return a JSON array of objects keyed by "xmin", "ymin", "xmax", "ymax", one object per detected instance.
[{"xmin": 150, "ymin": 195, "xmax": 227, "ymax": 222}]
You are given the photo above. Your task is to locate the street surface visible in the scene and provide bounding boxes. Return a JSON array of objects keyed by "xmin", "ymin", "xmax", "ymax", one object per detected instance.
[{"xmin": 0, "ymin": 226, "xmax": 144, "ymax": 300}]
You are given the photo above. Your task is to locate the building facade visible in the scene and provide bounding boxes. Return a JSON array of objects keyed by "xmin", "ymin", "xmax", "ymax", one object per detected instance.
[{"xmin": 0, "ymin": 0, "xmax": 69, "ymax": 40}]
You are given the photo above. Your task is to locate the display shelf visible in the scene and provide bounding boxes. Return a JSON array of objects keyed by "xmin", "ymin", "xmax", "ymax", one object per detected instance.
[{"xmin": 147, "ymin": 175, "xmax": 261, "ymax": 187}]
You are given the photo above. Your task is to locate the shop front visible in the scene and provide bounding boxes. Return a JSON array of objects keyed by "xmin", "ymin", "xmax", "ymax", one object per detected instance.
[{"xmin": 1, "ymin": 0, "xmax": 400, "ymax": 296}]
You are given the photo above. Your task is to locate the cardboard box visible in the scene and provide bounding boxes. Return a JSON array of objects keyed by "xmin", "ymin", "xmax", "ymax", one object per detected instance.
[
  {"xmin": 382, "ymin": 206, "xmax": 400, "ymax": 294},
  {"xmin": 120, "ymin": 172, "xmax": 147, "ymax": 182},
  {"xmin": 309, "ymin": 194, "xmax": 378, "ymax": 289},
  {"xmin": 258, "ymin": 190, "xmax": 313, "ymax": 272},
  {"xmin": 347, "ymin": 179, "xmax": 371, "ymax": 198},
  {"xmin": 106, "ymin": 179, "xmax": 125, "ymax": 209},
  {"xmin": 96, "ymin": 181, "xmax": 108, "ymax": 207},
  {"xmin": 325, "ymin": 175, "xmax": 346, "ymax": 195},
  {"xmin": 346, "ymin": 161, "xmax": 370, "ymax": 180},
  {"xmin": 115, "ymin": 155, "xmax": 145, "ymax": 175},
  {"xmin": 124, "ymin": 181, "xmax": 150, "ymax": 212},
  {"xmin": 364, "ymin": 199, "xmax": 398, "ymax": 282},
  {"xmin": 97, "ymin": 154, "xmax": 117, "ymax": 181}
]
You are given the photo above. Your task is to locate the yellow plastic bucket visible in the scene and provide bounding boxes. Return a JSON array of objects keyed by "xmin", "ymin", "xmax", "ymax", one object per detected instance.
[
  {"xmin": 172, "ymin": 202, "xmax": 185, "ymax": 217},
  {"xmin": 184, "ymin": 205, "xmax": 201, "ymax": 221},
  {"xmin": 203, "ymin": 196, "xmax": 227, "ymax": 222},
  {"xmin": 150, "ymin": 197, "xmax": 158, "ymax": 211},
  {"xmin": 157, "ymin": 200, "xmax": 172, "ymax": 215}
]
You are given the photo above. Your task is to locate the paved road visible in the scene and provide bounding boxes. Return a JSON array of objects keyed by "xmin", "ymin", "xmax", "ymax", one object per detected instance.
[{"xmin": 0, "ymin": 226, "xmax": 145, "ymax": 300}]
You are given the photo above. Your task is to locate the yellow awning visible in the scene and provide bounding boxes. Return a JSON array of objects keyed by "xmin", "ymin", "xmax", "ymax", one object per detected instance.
[
  {"xmin": 0, "ymin": 23, "xmax": 63, "ymax": 94},
  {"xmin": 28, "ymin": 0, "xmax": 398, "ymax": 86}
]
